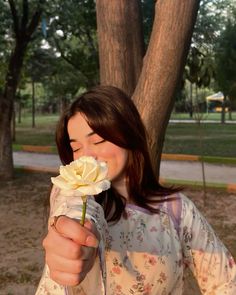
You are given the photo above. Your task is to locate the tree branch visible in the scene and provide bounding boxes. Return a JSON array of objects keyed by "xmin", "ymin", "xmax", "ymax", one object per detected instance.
[
  {"xmin": 26, "ymin": 0, "xmax": 44, "ymax": 38},
  {"xmin": 52, "ymin": 36, "xmax": 91, "ymax": 84},
  {"xmin": 8, "ymin": 0, "xmax": 19, "ymax": 38},
  {"xmin": 53, "ymin": 35, "xmax": 80, "ymax": 70},
  {"xmin": 85, "ymin": 28, "xmax": 98, "ymax": 58},
  {"xmin": 21, "ymin": 0, "xmax": 29, "ymax": 31}
]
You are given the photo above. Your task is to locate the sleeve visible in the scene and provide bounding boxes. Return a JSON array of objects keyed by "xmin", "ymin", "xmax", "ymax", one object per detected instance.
[
  {"xmin": 35, "ymin": 186, "xmax": 108, "ymax": 295},
  {"xmin": 180, "ymin": 194, "xmax": 236, "ymax": 295}
]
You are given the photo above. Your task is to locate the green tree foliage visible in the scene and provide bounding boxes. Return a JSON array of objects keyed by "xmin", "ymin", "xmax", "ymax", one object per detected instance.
[
  {"xmin": 0, "ymin": 2, "xmax": 13, "ymax": 90},
  {"xmin": 141, "ymin": 0, "xmax": 155, "ymax": 48},
  {"xmin": 45, "ymin": 0, "xmax": 99, "ymax": 87},
  {"xmin": 185, "ymin": 0, "xmax": 234, "ymax": 87},
  {"xmin": 181, "ymin": 0, "xmax": 235, "ymax": 118},
  {"xmin": 185, "ymin": 1, "xmax": 224, "ymax": 87},
  {"xmin": 0, "ymin": 0, "xmax": 44, "ymax": 179},
  {"xmin": 215, "ymin": 17, "xmax": 236, "ymax": 96},
  {"xmin": 214, "ymin": 10, "xmax": 236, "ymax": 122}
]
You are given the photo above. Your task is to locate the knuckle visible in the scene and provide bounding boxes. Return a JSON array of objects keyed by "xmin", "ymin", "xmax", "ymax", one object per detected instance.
[
  {"xmin": 42, "ymin": 236, "xmax": 49, "ymax": 249},
  {"xmin": 49, "ymin": 270, "xmax": 81, "ymax": 287},
  {"xmin": 69, "ymin": 274, "xmax": 82, "ymax": 286},
  {"xmin": 58, "ymin": 215, "xmax": 69, "ymax": 227},
  {"xmin": 69, "ymin": 243, "xmax": 81, "ymax": 258},
  {"xmin": 74, "ymin": 260, "xmax": 84, "ymax": 273},
  {"xmin": 49, "ymin": 270, "xmax": 58, "ymax": 282},
  {"xmin": 45, "ymin": 254, "xmax": 52, "ymax": 267}
]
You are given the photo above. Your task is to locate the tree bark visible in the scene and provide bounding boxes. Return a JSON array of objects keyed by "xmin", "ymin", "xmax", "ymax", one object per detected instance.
[
  {"xmin": 0, "ymin": 100, "xmax": 14, "ymax": 179},
  {"xmin": 0, "ymin": 41, "xmax": 27, "ymax": 179},
  {"xmin": 12, "ymin": 102, "xmax": 16, "ymax": 142},
  {"xmin": 18, "ymin": 99, "xmax": 22, "ymax": 124},
  {"xmin": 221, "ymin": 93, "xmax": 226, "ymax": 124},
  {"xmin": 132, "ymin": 0, "xmax": 200, "ymax": 177},
  {"xmin": 96, "ymin": 0, "xmax": 145, "ymax": 96},
  {"xmin": 0, "ymin": 0, "xmax": 43, "ymax": 179},
  {"xmin": 32, "ymin": 80, "xmax": 36, "ymax": 128}
]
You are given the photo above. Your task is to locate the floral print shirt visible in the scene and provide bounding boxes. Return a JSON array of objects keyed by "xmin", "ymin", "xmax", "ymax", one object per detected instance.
[{"xmin": 36, "ymin": 189, "xmax": 236, "ymax": 295}]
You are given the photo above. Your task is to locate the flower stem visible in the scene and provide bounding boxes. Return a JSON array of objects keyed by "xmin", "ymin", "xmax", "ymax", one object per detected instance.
[{"xmin": 80, "ymin": 196, "xmax": 87, "ymax": 226}]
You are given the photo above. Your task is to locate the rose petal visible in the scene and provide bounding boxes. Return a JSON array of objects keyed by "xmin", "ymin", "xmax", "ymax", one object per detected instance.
[
  {"xmin": 51, "ymin": 175, "xmax": 75, "ymax": 190},
  {"xmin": 96, "ymin": 162, "xmax": 108, "ymax": 182},
  {"xmin": 60, "ymin": 165, "xmax": 79, "ymax": 184},
  {"xmin": 52, "ymin": 156, "xmax": 111, "ymax": 195},
  {"xmin": 75, "ymin": 185, "xmax": 98, "ymax": 196},
  {"xmin": 96, "ymin": 179, "xmax": 111, "ymax": 191},
  {"xmin": 69, "ymin": 160, "xmax": 84, "ymax": 176},
  {"xmin": 82, "ymin": 162, "xmax": 98, "ymax": 181}
]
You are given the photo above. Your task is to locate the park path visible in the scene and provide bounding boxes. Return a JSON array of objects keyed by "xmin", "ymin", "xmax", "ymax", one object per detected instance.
[{"xmin": 13, "ymin": 151, "xmax": 236, "ymax": 187}]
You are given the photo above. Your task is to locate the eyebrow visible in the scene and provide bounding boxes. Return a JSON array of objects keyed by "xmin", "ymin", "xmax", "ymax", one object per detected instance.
[{"xmin": 69, "ymin": 131, "xmax": 96, "ymax": 142}]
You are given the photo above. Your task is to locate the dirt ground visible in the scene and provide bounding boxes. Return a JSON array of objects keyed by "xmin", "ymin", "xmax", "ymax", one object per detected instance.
[{"xmin": 0, "ymin": 170, "xmax": 236, "ymax": 295}]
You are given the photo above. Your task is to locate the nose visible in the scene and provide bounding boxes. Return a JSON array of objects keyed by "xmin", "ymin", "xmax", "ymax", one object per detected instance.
[{"xmin": 82, "ymin": 146, "xmax": 97, "ymax": 159}]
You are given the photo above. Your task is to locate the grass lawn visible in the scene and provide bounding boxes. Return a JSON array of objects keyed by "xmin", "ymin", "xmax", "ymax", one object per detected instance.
[
  {"xmin": 163, "ymin": 123, "xmax": 236, "ymax": 158},
  {"xmin": 171, "ymin": 111, "xmax": 236, "ymax": 121},
  {"xmin": 14, "ymin": 115, "xmax": 59, "ymax": 146},
  {"xmin": 13, "ymin": 114, "xmax": 236, "ymax": 158}
]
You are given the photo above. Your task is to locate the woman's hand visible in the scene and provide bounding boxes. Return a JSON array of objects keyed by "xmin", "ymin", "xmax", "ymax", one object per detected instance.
[{"xmin": 43, "ymin": 216, "xmax": 99, "ymax": 286}]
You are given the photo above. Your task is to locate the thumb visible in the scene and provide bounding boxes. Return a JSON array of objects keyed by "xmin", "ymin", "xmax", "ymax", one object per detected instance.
[
  {"xmin": 54, "ymin": 215, "xmax": 99, "ymax": 248},
  {"xmin": 84, "ymin": 219, "xmax": 101, "ymax": 242}
]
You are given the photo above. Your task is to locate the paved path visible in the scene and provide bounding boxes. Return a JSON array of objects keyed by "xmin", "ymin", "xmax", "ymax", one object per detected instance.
[
  {"xmin": 160, "ymin": 160, "xmax": 236, "ymax": 184},
  {"xmin": 13, "ymin": 151, "xmax": 236, "ymax": 186},
  {"xmin": 169, "ymin": 119, "xmax": 236, "ymax": 124}
]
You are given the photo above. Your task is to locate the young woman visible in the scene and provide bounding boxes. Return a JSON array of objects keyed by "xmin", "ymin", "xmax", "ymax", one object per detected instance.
[{"xmin": 36, "ymin": 85, "xmax": 236, "ymax": 294}]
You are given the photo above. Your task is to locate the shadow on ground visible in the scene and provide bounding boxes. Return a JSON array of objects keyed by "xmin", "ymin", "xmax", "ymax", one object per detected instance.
[{"xmin": 0, "ymin": 171, "xmax": 235, "ymax": 294}]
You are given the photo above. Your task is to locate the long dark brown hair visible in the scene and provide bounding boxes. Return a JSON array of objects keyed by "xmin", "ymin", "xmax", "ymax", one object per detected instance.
[{"xmin": 56, "ymin": 85, "xmax": 180, "ymax": 222}]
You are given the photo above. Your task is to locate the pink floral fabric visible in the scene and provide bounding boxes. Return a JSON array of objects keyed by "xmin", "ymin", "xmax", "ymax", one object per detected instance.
[
  {"xmin": 36, "ymin": 191, "xmax": 236, "ymax": 295},
  {"xmin": 103, "ymin": 194, "xmax": 236, "ymax": 294}
]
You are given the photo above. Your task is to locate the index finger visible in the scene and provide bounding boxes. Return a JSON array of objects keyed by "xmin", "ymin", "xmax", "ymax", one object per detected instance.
[{"xmin": 55, "ymin": 216, "xmax": 99, "ymax": 248}]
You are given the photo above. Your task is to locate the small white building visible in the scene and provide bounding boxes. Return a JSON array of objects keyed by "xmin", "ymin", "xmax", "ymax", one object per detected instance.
[{"xmin": 206, "ymin": 92, "xmax": 228, "ymax": 112}]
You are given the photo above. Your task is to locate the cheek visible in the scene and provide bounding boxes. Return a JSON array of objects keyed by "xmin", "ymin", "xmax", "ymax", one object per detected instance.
[
  {"xmin": 99, "ymin": 144, "xmax": 126, "ymax": 161},
  {"xmin": 104, "ymin": 146, "xmax": 128, "ymax": 176},
  {"xmin": 72, "ymin": 150, "xmax": 83, "ymax": 161}
]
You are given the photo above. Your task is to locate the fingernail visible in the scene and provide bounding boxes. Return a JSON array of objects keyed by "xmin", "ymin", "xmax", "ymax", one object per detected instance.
[{"xmin": 86, "ymin": 235, "xmax": 99, "ymax": 248}]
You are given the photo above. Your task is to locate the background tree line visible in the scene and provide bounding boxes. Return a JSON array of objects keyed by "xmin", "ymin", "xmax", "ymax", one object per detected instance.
[{"xmin": 0, "ymin": 0, "xmax": 236, "ymax": 179}]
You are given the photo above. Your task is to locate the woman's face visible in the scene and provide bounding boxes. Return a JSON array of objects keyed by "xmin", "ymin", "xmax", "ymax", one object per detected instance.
[{"xmin": 67, "ymin": 112, "xmax": 128, "ymax": 185}]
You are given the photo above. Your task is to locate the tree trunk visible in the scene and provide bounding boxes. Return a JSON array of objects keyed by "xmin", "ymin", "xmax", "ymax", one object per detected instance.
[
  {"xmin": 12, "ymin": 102, "xmax": 16, "ymax": 142},
  {"xmin": 0, "ymin": 99, "xmax": 14, "ymax": 179},
  {"xmin": 18, "ymin": 99, "xmax": 22, "ymax": 124},
  {"xmin": 32, "ymin": 80, "xmax": 36, "ymax": 128},
  {"xmin": 96, "ymin": 0, "xmax": 144, "ymax": 96},
  {"xmin": 189, "ymin": 82, "xmax": 193, "ymax": 118},
  {"xmin": 221, "ymin": 94, "xmax": 226, "ymax": 124},
  {"xmin": 0, "ymin": 41, "xmax": 27, "ymax": 179},
  {"xmin": 132, "ymin": 0, "xmax": 200, "ymax": 177},
  {"xmin": 60, "ymin": 97, "xmax": 68, "ymax": 114},
  {"xmin": 0, "ymin": 1, "xmax": 43, "ymax": 179}
]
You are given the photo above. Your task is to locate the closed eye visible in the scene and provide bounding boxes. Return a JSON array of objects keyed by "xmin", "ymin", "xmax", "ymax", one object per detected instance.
[
  {"xmin": 72, "ymin": 148, "xmax": 81, "ymax": 152},
  {"xmin": 94, "ymin": 139, "xmax": 106, "ymax": 145}
]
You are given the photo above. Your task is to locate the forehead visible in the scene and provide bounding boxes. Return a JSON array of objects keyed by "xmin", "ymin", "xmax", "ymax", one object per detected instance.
[{"xmin": 67, "ymin": 113, "xmax": 93, "ymax": 138}]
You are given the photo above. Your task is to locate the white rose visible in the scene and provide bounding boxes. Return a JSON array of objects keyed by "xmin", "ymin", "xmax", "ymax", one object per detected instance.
[{"xmin": 51, "ymin": 156, "xmax": 111, "ymax": 196}]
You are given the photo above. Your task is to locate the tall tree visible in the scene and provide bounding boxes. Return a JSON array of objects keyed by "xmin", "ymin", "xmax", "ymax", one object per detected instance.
[
  {"xmin": 96, "ymin": 0, "xmax": 200, "ymax": 176},
  {"xmin": 47, "ymin": 0, "xmax": 99, "ymax": 88},
  {"xmin": 0, "ymin": 0, "xmax": 44, "ymax": 179},
  {"xmin": 184, "ymin": 0, "xmax": 233, "ymax": 118},
  {"xmin": 215, "ymin": 16, "xmax": 236, "ymax": 123},
  {"xmin": 96, "ymin": 0, "xmax": 145, "ymax": 97}
]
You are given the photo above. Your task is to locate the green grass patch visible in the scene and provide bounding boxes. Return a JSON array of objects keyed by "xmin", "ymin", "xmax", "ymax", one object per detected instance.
[
  {"xmin": 13, "ymin": 114, "xmax": 58, "ymax": 146},
  {"xmin": 13, "ymin": 114, "xmax": 236, "ymax": 159},
  {"xmin": 170, "ymin": 111, "xmax": 236, "ymax": 121},
  {"xmin": 16, "ymin": 114, "xmax": 59, "ymax": 127},
  {"xmin": 163, "ymin": 123, "xmax": 236, "ymax": 158},
  {"xmin": 201, "ymin": 156, "xmax": 236, "ymax": 165}
]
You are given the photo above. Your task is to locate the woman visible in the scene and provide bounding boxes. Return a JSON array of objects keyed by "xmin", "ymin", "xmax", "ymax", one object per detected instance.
[{"xmin": 37, "ymin": 85, "xmax": 236, "ymax": 294}]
